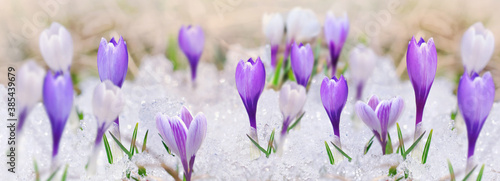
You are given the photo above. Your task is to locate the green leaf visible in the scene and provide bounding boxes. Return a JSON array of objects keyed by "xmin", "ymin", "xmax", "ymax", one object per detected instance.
[
  {"xmin": 45, "ymin": 167, "xmax": 60, "ymax": 181},
  {"xmin": 364, "ymin": 135, "xmax": 375, "ymax": 155},
  {"xmin": 287, "ymin": 112, "xmax": 305, "ymax": 132},
  {"xmin": 158, "ymin": 133, "xmax": 173, "ymax": 155},
  {"xmin": 166, "ymin": 36, "xmax": 180, "ymax": 70},
  {"xmin": 266, "ymin": 129, "xmax": 275, "ymax": 157},
  {"xmin": 325, "ymin": 141, "xmax": 334, "ymax": 165},
  {"xmin": 126, "ymin": 169, "xmax": 131, "ymax": 179},
  {"xmin": 450, "ymin": 109, "xmax": 458, "ymax": 121},
  {"xmin": 477, "ymin": 164, "xmax": 485, "ymax": 181},
  {"xmin": 103, "ymin": 134, "xmax": 113, "ymax": 164},
  {"xmin": 61, "ymin": 164, "xmax": 69, "ymax": 181},
  {"xmin": 330, "ymin": 141, "xmax": 352, "ymax": 162},
  {"xmin": 396, "ymin": 123, "xmax": 405, "ymax": 155},
  {"xmin": 247, "ymin": 134, "xmax": 268, "ymax": 155},
  {"xmin": 403, "ymin": 131, "xmax": 426, "ymax": 157},
  {"xmin": 422, "ymin": 129, "xmax": 433, "ymax": 164},
  {"xmin": 448, "ymin": 159, "xmax": 455, "ymax": 181},
  {"xmin": 142, "ymin": 130, "xmax": 149, "ymax": 152},
  {"xmin": 130, "ymin": 123, "xmax": 139, "ymax": 155},
  {"xmin": 131, "ymin": 176, "xmax": 140, "ymax": 181},
  {"xmin": 109, "ymin": 131, "xmax": 132, "ymax": 159},
  {"xmin": 395, "ymin": 176, "xmax": 404, "ymax": 181},
  {"xmin": 463, "ymin": 166, "xmax": 478, "ymax": 181},
  {"xmin": 77, "ymin": 109, "xmax": 84, "ymax": 121},
  {"xmin": 385, "ymin": 133, "xmax": 393, "ymax": 155},
  {"xmin": 388, "ymin": 165, "xmax": 397, "ymax": 177},
  {"xmin": 272, "ymin": 58, "xmax": 283, "ymax": 86},
  {"xmin": 138, "ymin": 166, "xmax": 147, "ymax": 177},
  {"xmin": 34, "ymin": 160, "xmax": 40, "ymax": 181}
]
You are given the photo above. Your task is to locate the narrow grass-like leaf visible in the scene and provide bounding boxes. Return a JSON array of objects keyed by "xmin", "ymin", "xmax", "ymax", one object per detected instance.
[
  {"xmin": 142, "ymin": 130, "xmax": 149, "ymax": 152},
  {"xmin": 477, "ymin": 164, "xmax": 485, "ymax": 181},
  {"xmin": 247, "ymin": 134, "xmax": 268, "ymax": 155},
  {"xmin": 158, "ymin": 133, "xmax": 173, "ymax": 155},
  {"xmin": 138, "ymin": 166, "xmax": 147, "ymax": 177},
  {"xmin": 396, "ymin": 123, "xmax": 405, "ymax": 153},
  {"xmin": 330, "ymin": 141, "xmax": 352, "ymax": 162},
  {"xmin": 287, "ymin": 112, "xmax": 305, "ymax": 132},
  {"xmin": 448, "ymin": 159, "xmax": 455, "ymax": 181},
  {"xmin": 131, "ymin": 176, "xmax": 140, "ymax": 181},
  {"xmin": 45, "ymin": 167, "xmax": 59, "ymax": 181},
  {"xmin": 266, "ymin": 129, "xmax": 275, "ymax": 156},
  {"xmin": 364, "ymin": 135, "xmax": 375, "ymax": 155},
  {"xmin": 388, "ymin": 166, "xmax": 397, "ymax": 177},
  {"xmin": 272, "ymin": 58, "xmax": 283, "ymax": 86},
  {"xmin": 134, "ymin": 145, "xmax": 139, "ymax": 154},
  {"xmin": 34, "ymin": 160, "xmax": 40, "ymax": 181},
  {"xmin": 395, "ymin": 176, "xmax": 404, "ymax": 181},
  {"xmin": 130, "ymin": 123, "xmax": 139, "ymax": 155},
  {"xmin": 463, "ymin": 166, "xmax": 478, "ymax": 181},
  {"xmin": 325, "ymin": 141, "xmax": 334, "ymax": 165},
  {"xmin": 109, "ymin": 131, "xmax": 132, "ymax": 159},
  {"xmin": 61, "ymin": 164, "xmax": 68, "ymax": 181},
  {"xmin": 422, "ymin": 129, "xmax": 433, "ymax": 164},
  {"xmin": 103, "ymin": 134, "xmax": 113, "ymax": 164},
  {"xmin": 385, "ymin": 133, "xmax": 393, "ymax": 155},
  {"xmin": 403, "ymin": 131, "xmax": 426, "ymax": 157}
]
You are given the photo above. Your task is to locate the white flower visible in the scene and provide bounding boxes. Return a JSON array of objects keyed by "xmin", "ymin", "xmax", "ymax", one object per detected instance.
[
  {"xmin": 286, "ymin": 7, "xmax": 321, "ymax": 43},
  {"xmin": 92, "ymin": 80, "xmax": 124, "ymax": 125},
  {"xmin": 349, "ymin": 44, "xmax": 377, "ymax": 84},
  {"xmin": 262, "ymin": 13, "xmax": 284, "ymax": 45},
  {"xmin": 461, "ymin": 22, "xmax": 495, "ymax": 75},
  {"xmin": 39, "ymin": 22, "xmax": 73, "ymax": 72},
  {"xmin": 279, "ymin": 81, "xmax": 307, "ymax": 120},
  {"xmin": 18, "ymin": 60, "xmax": 46, "ymax": 111}
]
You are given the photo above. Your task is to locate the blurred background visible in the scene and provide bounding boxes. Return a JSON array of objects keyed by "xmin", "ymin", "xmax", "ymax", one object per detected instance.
[{"xmin": 1, "ymin": 0, "xmax": 499, "ymax": 98}]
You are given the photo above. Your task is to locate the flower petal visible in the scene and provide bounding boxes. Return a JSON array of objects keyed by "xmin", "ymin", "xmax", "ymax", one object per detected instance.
[{"xmin": 186, "ymin": 113, "xmax": 208, "ymax": 162}]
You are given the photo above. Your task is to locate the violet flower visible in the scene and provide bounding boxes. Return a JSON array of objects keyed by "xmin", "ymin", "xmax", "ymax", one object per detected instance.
[
  {"xmin": 156, "ymin": 107, "xmax": 207, "ymax": 181},
  {"xmin": 97, "ymin": 36, "xmax": 129, "ymax": 88},
  {"xmin": 290, "ymin": 43, "xmax": 314, "ymax": 87},
  {"xmin": 324, "ymin": 11, "xmax": 349, "ymax": 76},
  {"xmin": 42, "ymin": 70, "xmax": 74, "ymax": 165},
  {"xmin": 279, "ymin": 82, "xmax": 307, "ymax": 144},
  {"xmin": 461, "ymin": 22, "xmax": 494, "ymax": 75},
  {"xmin": 179, "ymin": 25, "xmax": 205, "ymax": 81},
  {"xmin": 262, "ymin": 13, "xmax": 284, "ymax": 68},
  {"xmin": 39, "ymin": 22, "xmax": 73, "ymax": 73},
  {"xmin": 457, "ymin": 72, "xmax": 495, "ymax": 171},
  {"xmin": 17, "ymin": 60, "xmax": 45, "ymax": 133},
  {"xmin": 356, "ymin": 95, "xmax": 404, "ymax": 154},
  {"xmin": 406, "ymin": 36, "xmax": 437, "ymax": 138},
  {"xmin": 320, "ymin": 75, "xmax": 348, "ymax": 147},
  {"xmin": 284, "ymin": 7, "xmax": 320, "ymax": 63},
  {"xmin": 349, "ymin": 44, "xmax": 376, "ymax": 100}
]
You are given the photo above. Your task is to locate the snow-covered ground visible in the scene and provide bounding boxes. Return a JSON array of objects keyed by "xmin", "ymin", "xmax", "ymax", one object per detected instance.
[{"xmin": 1, "ymin": 45, "xmax": 499, "ymax": 180}]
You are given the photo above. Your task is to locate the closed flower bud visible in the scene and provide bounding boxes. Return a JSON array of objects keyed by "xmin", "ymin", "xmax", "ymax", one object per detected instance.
[
  {"xmin": 39, "ymin": 22, "xmax": 73, "ymax": 72},
  {"xmin": 461, "ymin": 22, "xmax": 495, "ymax": 75}
]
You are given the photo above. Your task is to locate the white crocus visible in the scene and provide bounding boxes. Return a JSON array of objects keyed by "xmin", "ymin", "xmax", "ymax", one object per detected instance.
[
  {"xmin": 39, "ymin": 22, "xmax": 74, "ymax": 72},
  {"xmin": 279, "ymin": 82, "xmax": 307, "ymax": 125},
  {"xmin": 92, "ymin": 80, "xmax": 124, "ymax": 126},
  {"xmin": 18, "ymin": 60, "xmax": 46, "ymax": 112},
  {"xmin": 349, "ymin": 44, "xmax": 377, "ymax": 100},
  {"xmin": 262, "ymin": 13, "xmax": 284, "ymax": 45},
  {"xmin": 461, "ymin": 22, "xmax": 495, "ymax": 75},
  {"xmin": 286, "ymin": 7, "xmax": 321, "ymax": 43}
]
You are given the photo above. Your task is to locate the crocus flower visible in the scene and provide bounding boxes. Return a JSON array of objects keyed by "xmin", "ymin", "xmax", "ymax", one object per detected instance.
[
  {"xmin": 320, "ymin": 75, "xmax": 348, "ymax": 147},
  {"xmin": 235, "ymin": 57, "xmax": 266, "ymax": 142},
  {"xmin": 284, "ymin": 7, "xmax": 320, "ymax": 63},
  {"xmin": 290, "ymin": 43, "xmax": 314, "ymax": 87},
  {"xmin": 461, "ymin": 22, "xmax": 495, "ymax": 75},
  {"xmin": 324, "ymin": 11, "xmax": 349, "ymax": 76},
  {"xmin": 97, "ymin": 36, "xmax": 129, "ymax": 88},
  {"xmin": 156, "ymin": 107, "xmax": 207, "ymax": 181},
  {"xmin": 17, "ymin": 60, "xmax": 45, "ymax": 133},
  {"xmin": 349, "ymin": 44, "xmax": 376, "ymax": 100},
  {"xmin": 179, "ymin": 25, "xmax": 205, "ymax": 81},
  {"xmin": 279, "ymin": 82, "xmax": 307, "ymax": 138},
  {"xmin": 457, "ymin": 72, "xmax": 495, "ymax": 171},
  {"xmin": 43, "ymin": 70, "xmax": 74, "ymax": 164},
  {"xmin": 39, "ymin": 22, "xmax": 73, "ymax": 73},
  {"xmin": 262, "ymin": 13, "xmax": 284, "ymax": 68},
  {"xmin": 406, "ymin": 36, "xmax": 437, "ymax": 137},
  {"xmin": 356, "ymin": 95, "xmax": 404, "ymax": 154}
]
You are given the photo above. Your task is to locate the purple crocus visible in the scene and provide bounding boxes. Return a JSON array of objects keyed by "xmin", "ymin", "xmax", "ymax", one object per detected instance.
[
  {"xmin": 457, "ymin": 72, "xmax": 495, "ymax": 170},
  {"xmin": 235, "ymin": 57, "xmax": 266, "ymax": 142},
  {"xmin": 179, "ymin": 25, "xmax": 205, "ymax": 81},
  {"xmin": 324, "ymin": 11, "xmax": 349, "ymax": 76},
  {"xmin": 320, "ymin": 75, "xmax": 348, "ymax": 147},
  {"xmin": 290, "ymin": 43, "xmax": 314, "ymax": 87},
  {"xmin": 43, "ymin": 70, "xmax": 74, "ymax": 163},
  {"xmin": 97, "ymin": 36, "xmax": 129, "ymax": 88},
  {"xmin": 356, "ymin": 95, "xmax": 404, "ymax": 154},
  {"xmin": 156, "ymin": 107, "xmax": 207, "ymax": 181},
  {"xmin": 406, "ymin": 36, "xmax": 437, "ymax": 138}
]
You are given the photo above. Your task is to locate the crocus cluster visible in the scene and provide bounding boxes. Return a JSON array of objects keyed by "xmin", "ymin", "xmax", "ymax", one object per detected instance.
[
  {"xmin": 179, "ymin": 25, "xmax": 205, "ymax": 81},
  {"xmin": 461, "ymin": 22, "xmax": 495, "ymax": 75},
  {"xmin": 320, "ymin": 75, "xmax": 348, "ymax": 147},
  {"xmin": 349, "ymin": 44, "xmax": 376, "ymax": 100},
  {"xmin": 356, "ymin": 96, "xmax": 404, "ymax": 154},
  {"xmin": 457, "ymin": 72, "xmax": 495, "ymax": 171},
  {"xmin": 324, "ymin": 11, "xmax": 349, "ymax": 76},
  {"xmin": 284, "ymin": 7, "xmax": 320, "ymax": 63},
  {"xmin": 406, "ymin": 37, "xmax": 437, "ymax": 138},
  {"xmin": 156, "ymin": 107, "xmax": 207, "ymax": 181},
  {"xmin": 290, "ymin": 43, "xmax": 314, "ymax": 87},
  {"xmin": 279, "ymin": 82, "xmax": 306, "ymax": 146},
  {"xmin": 17, "ymin": 61, "xmax": 45, "ymax": 133},
  {"xmin": 262, "ymin": 13, "xmax": 284, "ymax": 68}
]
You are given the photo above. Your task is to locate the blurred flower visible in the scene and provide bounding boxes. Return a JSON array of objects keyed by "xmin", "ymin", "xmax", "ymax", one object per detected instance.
[
  {"xmin": 406, "ymin": 36, "xmax": 437, "ymax": 137},
  {"xmin": 263, "ymin": 13, "xmax": 284, "ymax": 68},
  {"xmin": 356, "ymin": 95, "xmax": 404, "ymax": 154},
  {"xmin": 324, "ymin": 11, "xmax": 349, "ymax": 76},
  {"xmin": 461, "ymin": 22, "xmax": 495, "ymax": 75},
  {"xmin": 320, "ymin": 75, "xmax": 348, "ymax": 147},
  {"xmin": 284, "ymin": 7, "xmax": 320, "ymax": 63},
  {"xmin": 97, "ymin": 36, "xmax": 129, "ymax": 88},
  {"xmin": 279, "ymin": 81, "xmax": 307, "ymax": 137},
  {"xmin": 39, "ymin": 22, "xmax": 73, "ymax": 73},
  {"xmin": 457, "ymin": 72, "xmax": 495, "ymax": 170},
  {"xmin": 349, "ymin": 44, "xmax": 376, "ymax": 100},
  {"xmin": 156, "ymin": 107, "xmax": 207, "ymax": 181},
  {"xmin": 42, "ymin": 70, "xmax": 73, "ymax": 162},
  {"xmin": 290, "ymin": 43, "xmax": 314, "ymax": 87},
  {"xmin": 179, "ymin": 25, "xmax": 205, "ymax": 81},
  {"xmin": 17, "ymin": 60, "xmax": 45, "ymax": 133}
]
